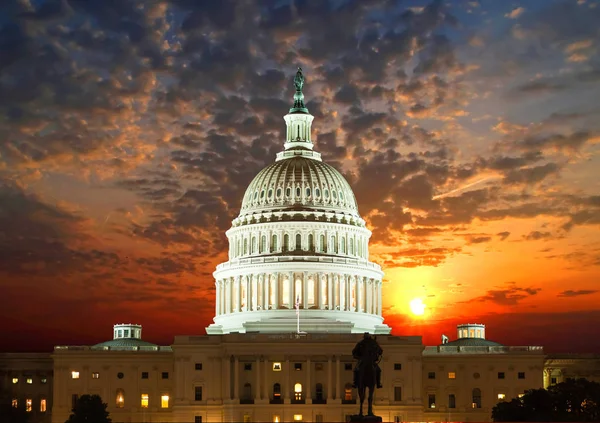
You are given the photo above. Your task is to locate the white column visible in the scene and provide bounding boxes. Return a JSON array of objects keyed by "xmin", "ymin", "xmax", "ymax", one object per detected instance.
[
  {"xmin": 216, "ymin": 280, "xmax": 221, "ymax": 315},
  {"xmin": 357, "ymin": 276, "xmax": 362, "ymax": 312},
  {"xmin": 274, "ymin": 273, "xmax": 279, "ymax": 309},
  {"xmin": 365, "ymin": 278, "xmax": 370, "ymax": 314},
  {"xmin": 378, "ymin": 280, "xmax": 382, "ymax": 316},
  {"xmin": 339, "ymin": 275, "xmax": 345, "ymax": 310},
  {"xmin": 236, "ymin": 275, "xmax": 241, "ymax": 312},
  {"xmin": 225, "ymin": 278, "xmax": 231, "ymax": 314},
  {"xmin": 328, "ymin": 273, "xmax": 333, "ymax": 310},
  {"xmin": 288, "ymin": 271, "xmax": 294, "ymax": 308},
  {"xmin": 263, "ymin": 273, "xmax": 268, "ymax": 309},
  {"xmin": 234, "ymin": 356, "xmax": 239, "ymax": 400},
  {"xmin": 327, "ymin": 356, "xmax": 332, "ymax": 400},
  {"xmin": 318, "ymin": 273, "xmax": 324, "ymax": 309},
  {"xmin": 303, "ymin": 271, "xmax": 308, "ymax": 309}
]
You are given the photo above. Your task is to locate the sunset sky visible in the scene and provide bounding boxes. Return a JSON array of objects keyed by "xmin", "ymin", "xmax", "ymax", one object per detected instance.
[{"xmin": 1, "ymin": 0, "xmax": 599, "ymax": 353}]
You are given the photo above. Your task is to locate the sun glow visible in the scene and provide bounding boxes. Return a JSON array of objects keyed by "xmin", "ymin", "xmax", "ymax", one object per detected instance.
[{"xmin": 410, "ymin": 298, "xmax": 426, "ymax": 316}]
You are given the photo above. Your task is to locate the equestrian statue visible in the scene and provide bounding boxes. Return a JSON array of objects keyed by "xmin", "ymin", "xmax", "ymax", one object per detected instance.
[{"xmin": 351, "ymin": 332, "xmax": 383, "ymax": 421}]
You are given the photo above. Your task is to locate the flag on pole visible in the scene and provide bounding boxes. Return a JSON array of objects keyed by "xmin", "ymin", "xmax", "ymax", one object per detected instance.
[{"xmin": 295, "ymin": 295, "xmax": 300, "ymax": 316}]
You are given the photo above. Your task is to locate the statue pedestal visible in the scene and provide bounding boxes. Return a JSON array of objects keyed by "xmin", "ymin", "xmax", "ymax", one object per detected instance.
[{"xmin": 349, "ymin": 415, "xmax": 382, "ymax": 423}]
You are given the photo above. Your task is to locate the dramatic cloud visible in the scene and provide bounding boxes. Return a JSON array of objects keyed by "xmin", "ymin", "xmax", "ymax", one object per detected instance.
[
  {"xmin": 0, "ymin": 0, "xmax": 599, "ymax": 352},
  {"xmin": 558, "ymin": 290, "xmax": 598, "ymax": 298}
]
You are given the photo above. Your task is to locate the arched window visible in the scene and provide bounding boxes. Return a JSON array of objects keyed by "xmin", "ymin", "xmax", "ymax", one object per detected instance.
[
  {"xmin": 294, "ymin": 383, "xmax": 303, "ymax": 400},
  {"xmin": 341, "ymin": 237, "xmax": 346, "ymax": 254},
  {"xmin": 316, "ymin": 383, "xmax": 324, "ymax": 401},
  {"xmin": 251, "ymin": 237, "xmax": 257, "ymax": 254},
  {"xmin": 344, "ymin": 383, "xmax": 352, "ymax": 401},
  {"xmin": 308, "ymin": 234, "xmax": 314, "ymax": 251},
  {"xmin": 116, "ymin": 389, "xmax": 125, "ymax": 408},
  {"xmin": 260, "ymin": 235, "xmax": 266, "ymax": 253},
  {"xmin": 283, "ymin": 234, "xmax": 290, "ymax": 252},
  {"xmin": 472, "ymin": 388, "xmax": 481, "ymax": 409},
  {"xmin": 320, "ymin": 234, "xmax": 325, "ymax": 252},
  {"xmin": 243, "ymin": 383, "xmax": 252, "ymax": 400},
  {"xmin": 349, "ymin": 238, "xmax": 354, "ymax": 255},
  {"xmin": 296, "ymin": 187, "xmax": 301, "ymax": 197},
  {"xmin": 271, "ymin": 234, "xmax": 278, "ymax": 252},
  {"xmin": 244, "ymin": 239, "xmax": 248, "ymax": 255},
  {"xmin": 330, "ymin": 236, "xmax": 336, "ymax": 253},
  {"xmin": 273, "ymin": 383, "xmax": 281, "ymax": 399},
  {"xmin": 296, "ymin": 234, "xmax": 302, "ymax": 251},
  {"xmin": 286, "ymin": 187, "xmax": 291, "ymax": 197}
]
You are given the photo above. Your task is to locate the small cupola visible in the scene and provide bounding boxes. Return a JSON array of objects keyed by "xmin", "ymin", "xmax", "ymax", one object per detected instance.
[
  {"xmin": 457, "ymin": 323, "xmax": 486, "ymax": 339},
  {"xmin": 113, "ymin": 323, "xmax": 142, "ymax": 340}
]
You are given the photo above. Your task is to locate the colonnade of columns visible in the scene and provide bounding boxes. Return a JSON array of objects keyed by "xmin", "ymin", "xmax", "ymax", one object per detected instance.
[
  {"xmin": 214, "ymin": 272, "xmax": 382, "ymax": 317},
  {"xmin": 224, "ymin": 354, "xmax": 349, "ymax": 402}
]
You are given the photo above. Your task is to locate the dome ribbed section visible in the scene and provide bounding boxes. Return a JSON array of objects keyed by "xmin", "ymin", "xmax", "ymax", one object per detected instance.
[{"xmin": 239, "ymin": 156, "xmax": 359, "ymax": 219}]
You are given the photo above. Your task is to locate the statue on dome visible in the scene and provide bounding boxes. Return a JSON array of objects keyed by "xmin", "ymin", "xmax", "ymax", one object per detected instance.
[
  {"xmin": 351, "ymin": 333, "xmax": 383, "ymax": 421},
  {"xmin": 294, "ymin": 67, "xmax": 304, "ymax": 92}
]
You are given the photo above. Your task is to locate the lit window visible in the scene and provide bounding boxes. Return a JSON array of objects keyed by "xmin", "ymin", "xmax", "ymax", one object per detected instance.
[
  {"xmin": 141, "ymin": 394, "xmax": 148, "ymax": 408},
  {"xmin": 428, "ymin": 394, "xmax": 436, "ymax": 409},
  {"xmin": 41, "ymin": 377, "xmax": 47, "ymax": 384},
  {"xmin": 12, "ymin": 378, "xmax": 18, "ymax": 384},
  {"xmin": 294, "ymin": 363, "xmax": 302, "ymax": 371},
  {"xmin": 40, "ymin": 399, "xmax": 47, "ymax": 412},
  {"xmin": 518, "ymin": 393, "xmax": 525, "ymax": 398},
  {"xmin": 498, "ymin": 393, "xmax": 506, "ymax": 400},
  {"xmin": 294, "ymin": 415, "xmax": 303, "ymax": 421},
  {"xmin": 273, "ymin": 362, "xmax": 281, "ymax": 371},
  {"xmin": 161, "ymin": 394, "xmax": 169, "ymax": 408},
  {"xmin": 294, "ymin": 383, "xmax": 303, "ymax": 400},
  {"xmin": 273, "ymin": 416, "xmax": 281, "ymax": 423},
  {"xmin": 116, "ymin": 390, "xmax": 124, "ymax": 408},
  {"xmin": 344, "ymin": 383, "xmax": 352, "ymax": 401},
  {"xmin": 448, "ymin": 372, "xmax": 456, "ymax": 379},
  {"xmin": 92, "ymin": 372, "xmax": 99, "ymax": 379},
  {"xmin": 71, "ymin": 371, "xmax": 80, "ymax": 379},
  {"xmin": 12, "ymin": 399, "xmax": 17, "ymax": 408},
  {"xmin": 26, "ymin": 378, "xmax": 33, "ymax": 384},
  {"xmin": 26, "ymin": 399, "xmax": 32, "ymax": 412}
]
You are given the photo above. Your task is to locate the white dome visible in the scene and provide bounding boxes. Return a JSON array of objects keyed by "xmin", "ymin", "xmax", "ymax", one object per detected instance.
[
  {"xmin": 206, "ymin": 68, "xmax": 390, "ymax": 336},
  {"xmin": 239, "ymin": 155, "xmax": 360, "ymax": 220}
]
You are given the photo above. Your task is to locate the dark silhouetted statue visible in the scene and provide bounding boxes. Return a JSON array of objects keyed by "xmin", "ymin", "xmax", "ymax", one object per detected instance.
[{"xmin": 351, "ymin": 332, "xmax": 383, "ymax": 422}]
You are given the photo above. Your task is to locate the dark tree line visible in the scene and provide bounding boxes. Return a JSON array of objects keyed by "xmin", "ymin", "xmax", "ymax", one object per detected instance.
[
  {"xmin": 493, "ymin": 378, "xmax": 600, "ymax": 422},
  {"xmin": 66, "ymin": 395, "xmax": 111, "ymax": 423}
]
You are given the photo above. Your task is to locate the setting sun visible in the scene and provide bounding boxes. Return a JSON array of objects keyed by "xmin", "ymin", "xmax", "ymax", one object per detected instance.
[{"xmin": 410, "ymin": 298, "xmax": 426, "ymax": 316}]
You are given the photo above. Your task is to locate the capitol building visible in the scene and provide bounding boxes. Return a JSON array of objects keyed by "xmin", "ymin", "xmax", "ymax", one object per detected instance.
[{"xmin": 2, "ymin": 70, "xmax": 600, "ymax": 423}]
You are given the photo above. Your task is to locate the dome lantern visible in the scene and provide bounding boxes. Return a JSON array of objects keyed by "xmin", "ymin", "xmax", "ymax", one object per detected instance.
[{"xmin": 281, "ymin": 67, "xmax": 316, "ymax": 155}]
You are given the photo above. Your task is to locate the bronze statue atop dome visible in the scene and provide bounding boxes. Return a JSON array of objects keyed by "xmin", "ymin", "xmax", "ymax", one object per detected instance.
[
  {"xmin": 294, "ymin": 67, "xmax": 304, "ymax": 92},
  {"xmin": 290, "ymin": 66, "xmax": 308, "ymax": 113}
]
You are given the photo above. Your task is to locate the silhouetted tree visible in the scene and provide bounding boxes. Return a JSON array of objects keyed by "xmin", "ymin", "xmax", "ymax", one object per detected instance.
[
  {"xmin": 493, "ymin": 378, "xmax": 600, "ymax": 422},
  {"xmin": 65, "ymin": 394, "xmax": 111, "ymax": 423},
  {"xmin": 0, "ymin": 403, "xmax": 30, "ymax": 423},
  {"xmin": 0, "ymin": 387, "xmax": 30, "ymax": 423}
]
